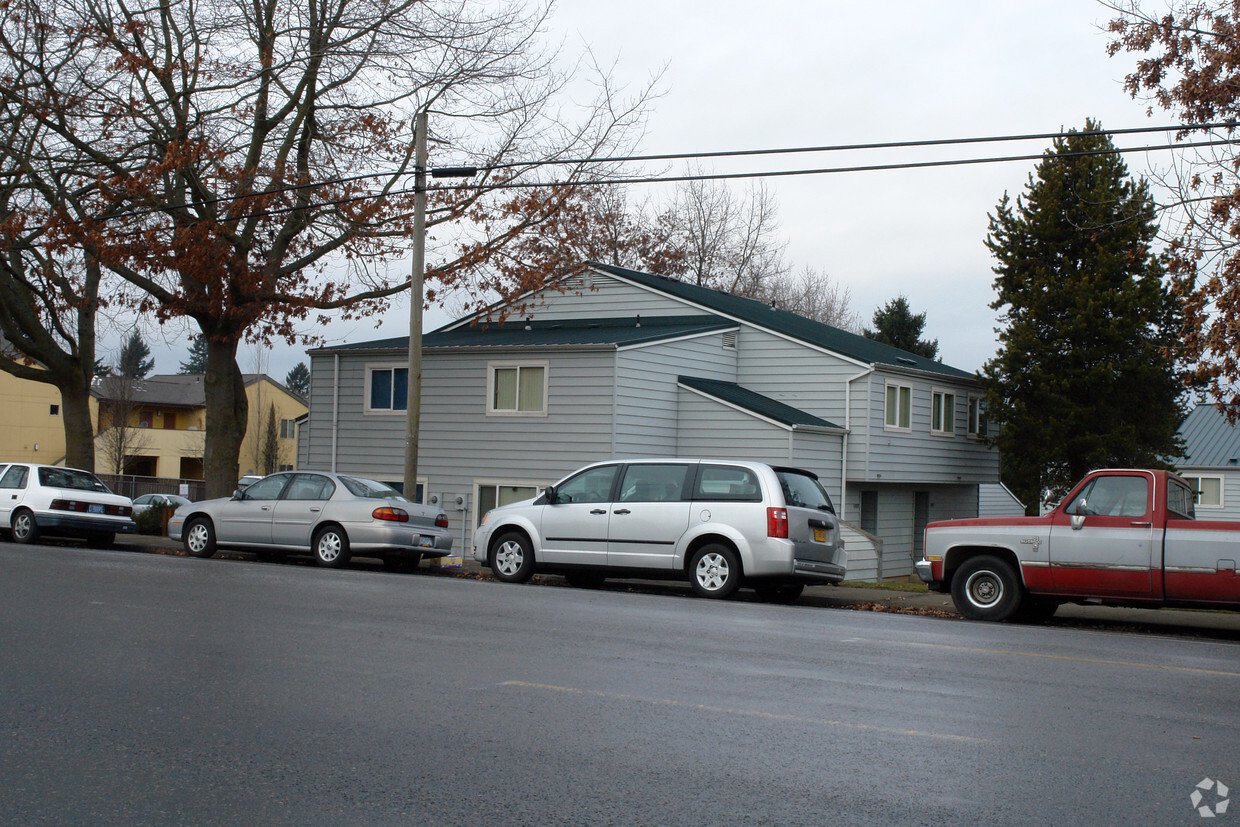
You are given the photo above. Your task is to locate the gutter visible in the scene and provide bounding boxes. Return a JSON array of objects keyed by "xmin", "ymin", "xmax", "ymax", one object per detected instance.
[{"xmin": 841, "ymin": 366, "xmax": 875, "ymax": 522}]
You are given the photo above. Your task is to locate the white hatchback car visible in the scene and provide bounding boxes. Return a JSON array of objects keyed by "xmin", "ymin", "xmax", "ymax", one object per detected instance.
[
  {"xmin": 0, "ymin": 463, "xmax": 136, "ymax": 548},
  {"xmin": 473, "ymin": 459, "xmax": 846, "ymax": 601}
]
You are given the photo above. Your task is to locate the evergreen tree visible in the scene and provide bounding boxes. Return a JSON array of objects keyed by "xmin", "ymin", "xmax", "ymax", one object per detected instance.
[
  {"xmin": 983, "ymin": 120, "xmax": 1185, "ymax": 512},
  {"xmin": 285, "ymin": 362, "xmax": 310, "ymax": 398},
  {"xmin": 862, "ymin": 296, "xmax": 939, "ymax": 358},
  {"xmin": 179, "ymin": 335, "xmax": 209, "ymax": 374},
  {"xmin": 258, "ymin": 404, "xmax": 280, "ymax": 476},
  {"xmin": 116, "ymin": 331, "xmax": 154, "ymax": 379}
]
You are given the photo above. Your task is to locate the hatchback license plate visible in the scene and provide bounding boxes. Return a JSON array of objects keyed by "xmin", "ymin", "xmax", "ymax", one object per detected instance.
[{"xmin": 813, "ymin": 527, "xmax": 826, "ymax": 543}]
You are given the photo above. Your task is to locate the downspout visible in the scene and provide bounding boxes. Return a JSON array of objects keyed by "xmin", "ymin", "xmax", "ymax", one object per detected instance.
[
  {"xmin": 842, "ymin": 366, "xmax": 875, "ymax": 522},
  {"xmin": 331, "ymin": 354, "xmax": 340, "ymax": 473}
]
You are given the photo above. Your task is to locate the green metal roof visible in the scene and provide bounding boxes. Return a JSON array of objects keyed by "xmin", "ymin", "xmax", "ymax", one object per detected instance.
[
  {"xmin": 679, "ymin": 376, "xmax": 841, "ymax": 429},
  {"xmin": 590, "ymin": 262, "xmax": 977, "ymax": 381},
  {"xmin": 313, "ymin": 315, "xmax": 737, "ymax": 352}
]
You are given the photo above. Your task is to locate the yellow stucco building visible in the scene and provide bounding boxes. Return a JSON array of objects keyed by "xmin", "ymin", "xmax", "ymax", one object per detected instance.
[{"xmin": 0, "ymin": 370, "xmax": 306, "ymax": 481}]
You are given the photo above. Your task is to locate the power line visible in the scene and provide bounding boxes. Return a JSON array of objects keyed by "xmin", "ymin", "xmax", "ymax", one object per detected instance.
[{"xmin": 94, "ymin": 128, "xmax": 1239, "ymax": 224}]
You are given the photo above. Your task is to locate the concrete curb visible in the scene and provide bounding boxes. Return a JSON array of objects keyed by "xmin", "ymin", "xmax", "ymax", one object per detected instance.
[{"xmin": 112, "ymin": 533, "xmax": 1240, "ymax": 639}]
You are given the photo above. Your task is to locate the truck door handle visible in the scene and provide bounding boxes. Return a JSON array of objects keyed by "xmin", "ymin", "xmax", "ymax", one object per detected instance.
[
  {"xmin": 614, "ymin": 509, "xmax": 631, "ymax": 515},
  {"xmin": 1130, "ymin": 521, "xmax": 1151, "ymax": 528},
  {"xmin": 591, "ymin": 509, "xmax": 607, "ymax": 515}
]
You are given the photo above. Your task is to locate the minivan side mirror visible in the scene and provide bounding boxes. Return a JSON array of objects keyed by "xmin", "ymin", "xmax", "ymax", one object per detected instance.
[{"xmin": 543, "ymin": 484, "xmax": 558, "ymax": 505}]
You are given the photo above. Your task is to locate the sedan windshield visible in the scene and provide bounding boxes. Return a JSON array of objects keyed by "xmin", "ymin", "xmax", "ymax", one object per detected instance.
[
  {"xmin": 38, "ymin": 467, "xmax": 110, "ymax": 493},
  {"xmin": 775, "ymin": 469, "xmax": 835, "ymax": 513},
  {"xmin": 339, "ymin": 476, "xmax": 408, "ymax": 501}
]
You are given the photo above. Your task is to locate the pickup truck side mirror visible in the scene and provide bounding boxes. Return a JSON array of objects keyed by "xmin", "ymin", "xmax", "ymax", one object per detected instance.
[{"xmin": 1070, "ymin": 498, "xmax": 1088, "ymax": 530}]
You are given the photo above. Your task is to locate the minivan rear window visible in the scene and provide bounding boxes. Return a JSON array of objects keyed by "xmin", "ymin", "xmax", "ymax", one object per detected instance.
[
  {"xmin": 693, "ymin": 466, "xmax": 762, "ymax": 502},
  {"xmin": 776, "ymin": 469, "xmax": 835, "ymax": 513}
]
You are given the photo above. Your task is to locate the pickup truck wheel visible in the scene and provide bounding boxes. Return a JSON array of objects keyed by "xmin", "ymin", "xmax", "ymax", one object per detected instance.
[
  {"xmin": 689, "ymin": 544, "xmax": 741, "ymax": 598},
  {"xmin": 951, "ymin": 555, "xmax": 1022, "ymax": 621},
  {"xmin": 490, "ymin": 532, "xmax": 535, "ymax": 583}
]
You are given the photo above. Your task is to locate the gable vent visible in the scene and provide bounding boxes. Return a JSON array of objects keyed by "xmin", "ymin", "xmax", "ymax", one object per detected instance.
[{"xmin": 722, "ymin": 331, "xmax": 738, "ymax": 349}]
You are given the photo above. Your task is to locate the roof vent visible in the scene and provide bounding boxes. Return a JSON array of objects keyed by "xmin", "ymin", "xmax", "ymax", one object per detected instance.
[
  {"xmin": 897, "ymin": 357, "xmax": 917, "ymax": 365},
  {"xmin": 524, "ymin": 317, "xmax": 532, "ymax": 331},
  {"xmin": 722, "ymin": 331, "xmax": 738, "ymax": 349}
]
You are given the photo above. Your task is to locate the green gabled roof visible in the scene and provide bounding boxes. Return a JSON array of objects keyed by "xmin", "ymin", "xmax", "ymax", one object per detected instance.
[
  {"xmin": 313, "ymin": 314, "xmax": 736, "ymax": 352},
  {"xmin": 679, "ymin": 376, "xmax": 842, "ymax": 429},
  {"xmin": 590, "ymin": 262, "xmax": 977, "ymax": 381}
]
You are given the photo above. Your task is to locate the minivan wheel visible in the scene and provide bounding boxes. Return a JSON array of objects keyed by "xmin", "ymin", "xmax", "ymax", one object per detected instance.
[
  {"xmin": 689, "ymin": 544, "xmax": 741, "ymax": 598},
  {"xmin": 490, "ymin": 531, "xmax": 535, "ymax": 583},
  {"xmin": 11, "ymin": 508, "xmax": 39, "ymax": 544},
  {"xmin": 313, "ymin": 526, "xmax": 351, "ymax": 568}
]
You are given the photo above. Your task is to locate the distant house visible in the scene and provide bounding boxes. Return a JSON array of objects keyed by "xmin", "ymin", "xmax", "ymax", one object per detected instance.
[
  {"xmin": 92, "ymin": 374, "xmax": 307, "ymax": 481},
  {"xmin": 1175, "ymin": 403, "xmax": 1240, "ymax": 520},
  {"xmin": 299, "ymin": 263, "xmax": 1000, "ymax": 579}
]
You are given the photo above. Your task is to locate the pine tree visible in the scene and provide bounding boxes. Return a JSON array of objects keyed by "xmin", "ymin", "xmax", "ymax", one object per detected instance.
[
  {"xmin": 983, "ymin": 120, "xmax": 1185, "ymax": 511},
  {"xmin": 285, "ymin": 362, "xmax": 310, "ymax": 398},
  {"xmin": 115, "ymin": 331, "xmax": 155, "ymax": 378},
  {"xmin": 862, "ymin": 296, "xmax": 938, "ymax": 358},
  {"xmin": 179, "ymin": 335, "xmax": 209, "ymax": 374}
]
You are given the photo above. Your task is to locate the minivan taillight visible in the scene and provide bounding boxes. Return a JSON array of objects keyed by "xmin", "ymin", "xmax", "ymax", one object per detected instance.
[
  {"xmin": 767, "ymin": 507, "xmax": 788, "ymax": 538},
  {"xmin": 372, "ymin": 507, "xmax": 409, "ymax": 522}
]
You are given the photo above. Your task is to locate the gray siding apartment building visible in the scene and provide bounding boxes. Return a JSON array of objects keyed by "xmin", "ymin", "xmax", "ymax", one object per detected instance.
[{"xmin": 299, "ymin": 263, "xmax": 1000, "ymax": 578}]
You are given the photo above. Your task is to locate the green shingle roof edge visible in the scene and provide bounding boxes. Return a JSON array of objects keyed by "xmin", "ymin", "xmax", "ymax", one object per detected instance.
[
  {"xmin": 589, "ymin": 262, "xmax": 978, "ymax": 382},
  {"xmin": 678, "ymin": 376, "xmax": 842, "ymax": 429}
]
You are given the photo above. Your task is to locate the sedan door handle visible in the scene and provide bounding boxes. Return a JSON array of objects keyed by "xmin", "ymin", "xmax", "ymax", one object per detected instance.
[
  {"xmin": 614, "ymin": 509, "xmax": 631, "ymax": 515},
  {"xmin": 261, "ymin": 506, "xmax": 271, "ymax": 511},
  {"xmin": 590, "ymin": 509, "xmax": 607, "ymax": 515},
  {"xmin": 310, "ymin": 507, "xmax": 321, "ymax": 513}
]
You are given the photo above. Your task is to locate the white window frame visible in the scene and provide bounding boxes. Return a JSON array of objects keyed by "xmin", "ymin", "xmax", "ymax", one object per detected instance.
[
  {"xmin": 364, "ymin": 362, "xmax": 409, "ymax": 415},
  {"xmin": 1183, "ymin": 474, "xmax": 1225, "ymax": 510},
  {"xmin": 884, "ymin": 382, "xmax": 912, "ymax": 432},
  {"xmin": 967, "ymin": 395, "xmax": 987, "ymax": 438},
  {"xmin": 931, "ymin": 388, "xmax": 956, "ymax": 437},
  {"xmin": 486, "ymin": 360, "xmax": 549, "ymax": 417},
  {"xmin": 474, "ymin": 479, "xmax": 546, "ymax": 527}
]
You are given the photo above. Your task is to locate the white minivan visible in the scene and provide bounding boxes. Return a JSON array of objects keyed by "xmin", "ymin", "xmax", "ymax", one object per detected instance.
[{"xmin": 472, "ymin": 459, "xmax": 846, "ymax": 602}]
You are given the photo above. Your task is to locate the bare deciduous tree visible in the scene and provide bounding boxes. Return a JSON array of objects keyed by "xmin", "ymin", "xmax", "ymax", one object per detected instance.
[{"xmin": 0, "ymin": 0, "xmax": 653, "ymax": 496}]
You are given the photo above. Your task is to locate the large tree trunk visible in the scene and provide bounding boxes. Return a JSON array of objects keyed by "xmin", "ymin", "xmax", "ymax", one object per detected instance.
[
  {"xmin": 202, "ymin": 338, "xmax": 248, "ymax": 498},
  {"xmin": 58, "ymin": 369, "xmax": 96, "ymax": 472}
]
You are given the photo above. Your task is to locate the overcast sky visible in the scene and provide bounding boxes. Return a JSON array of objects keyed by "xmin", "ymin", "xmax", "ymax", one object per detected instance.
[{"xmin": 134, "ymin": 0, "xmax": 1168, "ymax": 381}]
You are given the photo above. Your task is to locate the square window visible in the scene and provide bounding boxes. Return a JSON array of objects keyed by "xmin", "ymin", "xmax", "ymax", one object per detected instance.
[
  {"xmin": 1183, "ymin": 475, "xmax": 1223, "ymax": 508},
  {"xmin": 367, "ymin": 366, "xmax": 408, "ymax": 412},
  {"xmin": 488, "ymin": 363, "xmax": 547, "ymax": 416},
  {"xmin": 49, "ymin": 404, "xmax": 60, "ymax": 416}
]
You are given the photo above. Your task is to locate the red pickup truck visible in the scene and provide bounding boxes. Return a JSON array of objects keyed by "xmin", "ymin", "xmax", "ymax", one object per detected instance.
[{"xmin": 915, "ymin": 469, "xmax": 1240, "ymax": 621}]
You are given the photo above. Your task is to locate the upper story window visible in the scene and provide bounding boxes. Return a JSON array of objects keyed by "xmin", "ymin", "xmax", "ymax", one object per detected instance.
[
  {"xmin": 488, "ymin": 362, "xmax": 547, "ymax": 416},
  {"xmin": 967, "ymin": 396, "xmax": 988, "ymax": 438},
  {"xmin": 280, "ymin": 419, "xmax": 296, "ymax": 439},
  {"xmin": 366, "ymin": 365, "xmax": 408, "ymax": 413},
  {"xmin": 884, "ymin": 383, "xmax": 911, "ymax": 431},
  {"xmin": 931, "ymin": 389, "xmax": 956, "ymax": 436}
]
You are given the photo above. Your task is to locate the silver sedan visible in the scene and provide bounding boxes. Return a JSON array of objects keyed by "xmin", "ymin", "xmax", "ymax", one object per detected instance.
[{"xmin": 168, "ymin": 471, "xmax": 452, "ymax": 570}]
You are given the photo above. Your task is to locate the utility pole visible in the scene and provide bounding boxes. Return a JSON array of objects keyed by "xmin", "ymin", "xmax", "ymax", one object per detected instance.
[{"xmin": 403, "ymin": 111, "xmax": 428, "ymax": 501}]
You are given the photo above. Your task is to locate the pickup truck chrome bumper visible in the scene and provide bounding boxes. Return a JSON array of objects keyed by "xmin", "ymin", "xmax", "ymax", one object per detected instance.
[{"xmin": 914, "ymin": 559, "xmax": 936, "ymax": 585}]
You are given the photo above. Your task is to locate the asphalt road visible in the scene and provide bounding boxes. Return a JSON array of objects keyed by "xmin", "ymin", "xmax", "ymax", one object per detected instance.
[{"xmin": 2, "ymin": 542, "xmax": 1237, "ymax": 826}]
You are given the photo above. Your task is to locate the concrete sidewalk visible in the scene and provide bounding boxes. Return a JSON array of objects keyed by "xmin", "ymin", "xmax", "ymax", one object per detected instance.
[{"xmin": 113, "ymin": 533, "xmax": 1240, "ymax": 639}]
